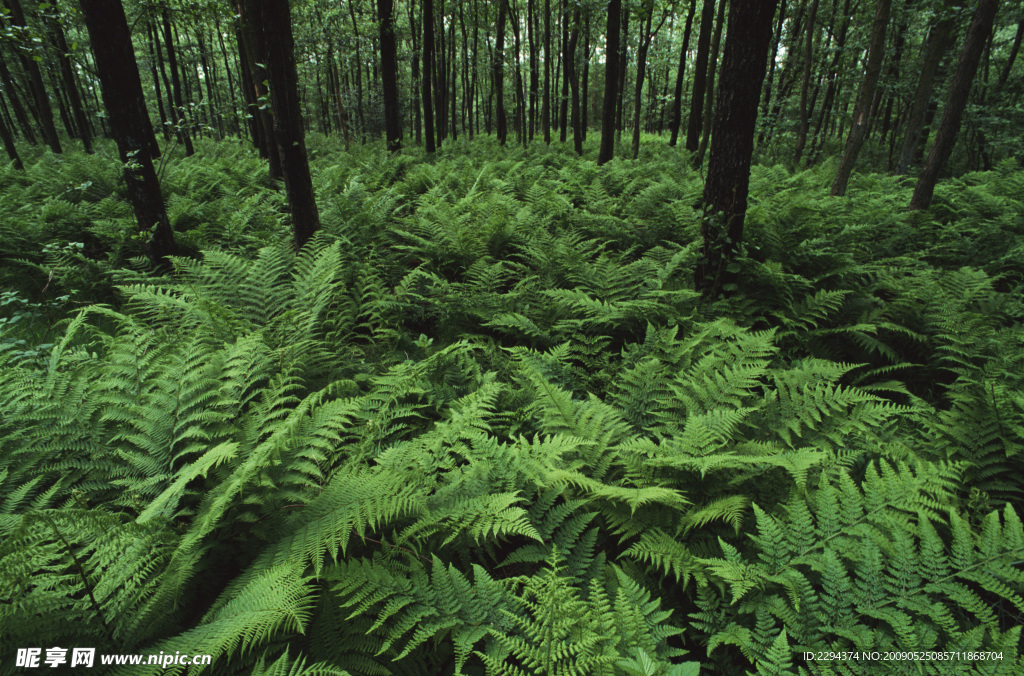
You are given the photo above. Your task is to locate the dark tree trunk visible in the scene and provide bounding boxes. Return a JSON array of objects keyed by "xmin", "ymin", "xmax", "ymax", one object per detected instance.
[
  {"xmin": 581, "ymin": 13, "xmax": 590, "ymax": 140},
  {"xmin": 757, "ymin": 0, "xmax": 786, "ymax": 148},
  {"xmin": 423, "ymin": 0, "xmax": 436, "ymax": 152},
  {"xmin": 79, "ymin": 0, "xmax": 178, "ymax": 265},
  {"xmin": 996, "ymin": 12, "xmax": 1023, "ymax": 91},
  {"xmin": 696, "ymin": 0, "xmax": 727, "ymax": 167},
  {"xmin": 48, "ymin": 13, "xmax": 92, "ymax": 153},
  {"xmin": 348, "ymin": 0, "xmax": 366, "ymax": 142},
  {"xmin": 5, "ymin": 0, "xmax": 62, "ymax": 152},
  {"xmin": 559, "ymin": 0, "xmax": 569, "ymax": 142},
  {"xmin": 215, "ymin": 13, "xmax": 240, "ymax": 136},
  {"xmin": 542, "ymin": 0, "xmax": 551, "ymax": 143},
  {"xmin": 0, "ymin": 50, "xmax": 37, "ymax": 144},
  {"xmin": 631, "ymin": 7, "xmax": 654, "ymax": 159},
  {"xmin": 566, "ymin": 5, "xmax": 582, "ymax": 155},
  {"xmin": 597, "ymin": 0, "xmax": 621, "ymax": 165},
  {"xmin": 830, "ymin": 0, "xmax": 891, "ymax": 196},
  {"xmin": 897, "ymin": 0, "xmax": 958, "ymax": 174},
  {"xmin": 0, "ymin": 102, "xmax": 22, "ymax": 169},
  {"xmin": 378, "ymin": 0, "xmax": 402, "ymax": 151},
  {"xmin": 528, "ymin": 0, "xmax": 538, "ymax": 138},
  {"xmin": 162, "ymin": 3, "xmax": 194, "ymax": 156},
  {"xmin": 148, "ymin": 20, "xmax": 171, "ymax": 140},
  {"xmin": 197, "ymin": 29, "xmax": 220, "ymax": 140},
  {"xmin": 257, "ymin": 0, "xmax": 320, "ymax": 247},
  {"xmin": 615, "ymin": 1, "xmax": 629, "ymax": 140},
  {"xmin": 695, "ymin": 0, "xmax": 779, "ymax": 297},
  {"xmin": 910, "ymin": 0, "xmax": 998, "ymax": 210},
  {"xmin": 806, "ymin": 0, "xmax": 852, "ymax": 163},
  {"xmin": 237, "ymin": 2, "xmax": 281, "ymax": 178},
  {"xmin": 494, "ymin": 0, "xmax": 508, "ymax": 145},
  {"xmin": 792, "ymin": 0, "xmax": 820, "ymax": 164},
  {"xmin": 669, "ymin": 0, "xmax": 697, "ymax": 147},
  {"xmin": 686, "ymin": 0, "xmax": 717, "ymax": 154}
]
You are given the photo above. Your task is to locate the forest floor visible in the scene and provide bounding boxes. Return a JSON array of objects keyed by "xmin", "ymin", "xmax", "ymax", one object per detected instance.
[{"xmin": 1, "ymin": 137, "xmax": 1023, "ymax": 674}]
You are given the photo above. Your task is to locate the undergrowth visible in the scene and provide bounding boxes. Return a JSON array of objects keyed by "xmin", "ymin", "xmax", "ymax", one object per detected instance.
[{"xmin": 1, "ymin": 137, "xmax": 1022, "ymax": 675}]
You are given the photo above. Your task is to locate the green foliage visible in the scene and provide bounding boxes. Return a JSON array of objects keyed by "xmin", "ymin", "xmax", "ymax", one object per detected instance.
[{"xmin": 2, "ymin": 140, "xmax": 1023, "ymax": 674}]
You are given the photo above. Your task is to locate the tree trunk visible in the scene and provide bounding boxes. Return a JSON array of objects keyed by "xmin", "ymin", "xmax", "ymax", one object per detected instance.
[
  {"xmin": 5, "ymin": 0, "xmax": 62, "ymax": 152},
  {"xmin": 597, "ymin": 0, "xmax": 621, "ymax": 165},
  {"xmin": 615, "ymin": 1, "xmax": 629, "ymax": 140},
  {"xmin": 559, "ymin": 0, "xmax": 569, "ymax": 142},
  {"xmin": 48, "ymin": 13, "xmax": 93, "ymax": 153},
  {"xmin": 996, "ymin": 12, "xmax": 1023, "ymax": 91},
  {"xmin": 0, "ymin": 102, "xmax": 22, "ymax": 169},
  {"xmin": 566, "ymin": 6, "xmax": 582, "ymax": 155},
  {"xmin": 0, "ymin": 50, "xmax": 37, "ymax": 144},
  {"xmin": 162, "ymin": 3, "xmax": 194, "ymax": 156},
  {"xmin": 495, "ymin": 0, "xmax": 508, "ymax": 145},
  {"xmin": 685, "ymin": 0, "xmax": 717, "ymax": 154},
  {"xmin": 668, "ymin": 0, "xmax": 697, "ymax": 147},
  {"xmin": 830, "ymin": 0, "xmax": 891, "ymax": 196},
  {"xmin": 378, "ymin": 0, "xmax": 402, "ymax": 151},
  {"xmin": 631, "ymin": 7, "xmax": 654, "ymax": 159},
  {"xmin": 897, "ymin": 0, "xmax": 958, "ymax": 174},
  {"xmin": 542, "ymin": 0, "xmax": 551, "ymax": 143},
  {"xmin": 423, "ymin": 0, "xmax": 436, "ymax": 152},
  {"xmin": 696, "ymin": 0, "xmax": 727, "ymax": 166},
  {"xmin": 348, "ymin": 0, "xmax": 367, "ymax": 142},
  {"xmin": 79, "ymin": 0, "xmax": 178, "ymax": 265},
  {"xmin": 695, "ymin": 0, "xmax": 779, "ymax": 296},
  {"xmin": 910, "ymin": 0, "xmax": 998, "ymax": 210},
  {"xmin": 257, "ymin": 0, "xmax": 320, "ymax": 247},
  {"xmin": 792, "ymin": 0, "xmax": 820, "ymax": 164},
  {"xmin": 757, "ymin": 0, "xmax": 786, "ymax": 148}
]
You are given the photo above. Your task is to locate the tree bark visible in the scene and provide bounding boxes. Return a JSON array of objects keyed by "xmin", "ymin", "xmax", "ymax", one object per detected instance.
[
  {"xmin": 423, "ymin": 0, "xmax": 436, "ymax": 151},
  {"xmin": 494, "ymin": 0, "xmax": 508, "ymax": 145},
  {"xmin": 597, "ymin": 0, "xmax": 622, "ymax": 165},
  {"xmin": 696, "ymin": 0, "xmax": 727, "ymax": 166},
  {"xmin": 631, "ymin": 6, "xmax": 654, "ymax": 159},
  {"xmin": 897, "ymin": 0, "xmax": 958, "ymax": 174},
  {"xmin": 378, "ymin": 0, "xmax": 402, "ymax": 151},
  {"xmin": 696, "ymin": 0, "xmax": 779, "ymax": 296},
  {"xmin": 257, "ymin": 0, "xmax": 320, "ymax": 247},
  {"xmin": 685, "ymin": 0, "xmax": 717, "ymax": 154},
  {"xmin": 48, "ymin": 13, "xmax": 92, "ymax": 153},
  {"xmin": 830, "ymin": 0, "xmax": 891, "ymax": 196},
  {"xmin": 542, "ymin": 0, "xmax": 551, "ymax": 143},
  {"xmin": 4, "ymin": 0, "xmax": 62, "ymax": 152},
  {"xmin": 161, "ymin": 3, "xmax": 194, "ymax": 156},
  {"xmin": 566, "ymin": 5, "xmax": 582, "ymax": 155},
  {"xmin": 669, "ymin": 0, "xmax": 697, "ymax": 147},
  {"xmin": 910, "ymin": 0, "xmax": 998, "ymax": 210},
  {"xmin": 0, "ymin": 101, "xmax": 22, "ymax": 169},
  {"xmin": 792, "ymin": 0, "xmax": 819, "ymax": 164},
  {"xmin": 79, "ymin": 0, "xmax": 178, "ymax": 265},
  {"xmin": 0, "ymin": 50, "xmax": 37, "ymax": 144}
]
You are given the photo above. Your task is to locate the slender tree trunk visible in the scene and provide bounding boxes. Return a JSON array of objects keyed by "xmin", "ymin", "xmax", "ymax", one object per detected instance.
[
  {"xmin": 423, "ymin": 0, "xmax": 436, "ymax": 151},
  {"xmin": 378, "ymin": 0, "xmax": 402, "ymax": 151},
  {"xmin": 615, "ymin": 1, "xmax": 629, "ymax": 140},
  {"xmin": 542, "ymin": 0, "xmax": 551, "ymax": 143},
  {"xmin": 807, "ymin": 0, "xmax": 852, "ymax": 163},
  {"xmin": 559, "ymin": 0, "xmax": 569, "ymax": 142},
  {"xmin": 597, "ymin": 0, "xmax": 621, "ymax": 165},
  {"xmin": 148, "ymin": 20, "xmax": 171, "ymax": 140},
  {"xmin": 566, "ymin": 5, "xmax": 582, "ymax": 154},
  {"xmin": 494, "ymin": 0, "xmax": 508, "ymax": 145},
  {"xmin": 757, "ymin": 0, "xmax": 786, "ymax": 148},
  {"xmin": 830, "ymin": 0, "xmax": 891, "ymax": 196},
  {"xmin": 0, "ymin": 102, "xmax": 22, "ymax": 169},
  {"xmin": 669, "ymin": 0, "xmax": 697, "ymax": 147},
  {"xmin": 162, "ymin": 3, "xmax": 194, "ymax": 155},
  {"xmin": 686, "ymin": 0, "xmax": 717, "ymax": 154},
  {"xmin": 696, "ymin": 0, "xmax": 727, "ymax": 166},
  {"xmin": 792, "ymin": 0, "xmax": 819, "ymax": 164},
  {"xmin": 996, "ymin": 12, "xmax": 1023, "ymax": 90},
  {"xmin": 48, "ymin": 13, "xmax": 92, "ymax": 152},
  {"xmin": 5, "ymin": 0, "xmax": 61, "ymax": 152},
  {"xmin": 631, "ymin": 7, "xmax": 654, "ymax": 159},
  {"xmin": 80, "ymin": 0, "xmax": 178, "ymax": 264},
  {"xmin": 696, "ymin": 0, "xmax": 779, "ymax": 296},
  {"xmin": 910, "ymin": 0, "xmax": 998, "ymax": 210},
  {"xmin": 256, "ymin": 0, "xmax": 320, "ymax": 246},
  {"xmin": 581, "ymin": 13, "xmax": 590, "ymax": 140},
  {"xmin": 0, "ymin": 50, "xmax": 37, "ymax": 144},
  {"xmin": 528, "ymin": 0, "xmax": 538, "ymax": 138},
  {"xmin": 897, "ymin": 0, "xmax": 957, "ymax": 174}
]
